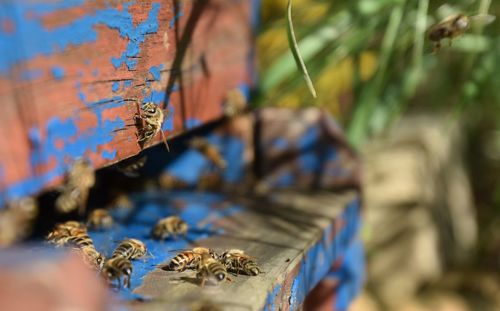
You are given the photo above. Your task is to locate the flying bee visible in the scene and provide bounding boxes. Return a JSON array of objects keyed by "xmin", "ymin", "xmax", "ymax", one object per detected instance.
[
  {"xmin": 135, "ymin": 102, "xmax": 170, "ymax": 151},
  {"xmin": 220, "ymin": 249, "xmax": 261, "ymax": 276},
  {"xmin": 151, "ymin": 216, "xmax": 188, "ymax": 240},
  {"xmin": 196, "ymin": 253, "xmax": 231, "ymax": 287},
  {"xmin": 427, "ymin": 13, "xmax": 495, "ymax": 52},
  {"xmin": 223, "ymin": 88, "xmax": 247, "ymax": 117},
  {"xmin": 115, "ymin": 155, "xmax": 147, "ymax": 178},
  {"xmin": 55, "ymin": 159, "xmax": 95, "ymax": 215},
  {"xmin": 112, "ymin": 238, "xmax": 147, "ymax": 260},
  {"xmin": 164, "ymin": 247, "xmax": 218, "ymax": 272},
  {"xmin": 87, "ymin": 209, "xmax": 113, "ymax": 230},
  {"xmin": 190, "ymin": 137, "xmax": 226, "ymax": 170},
  {"xmin": 101, "ymin": 257, "xmax": 133, "ymax": 288}
]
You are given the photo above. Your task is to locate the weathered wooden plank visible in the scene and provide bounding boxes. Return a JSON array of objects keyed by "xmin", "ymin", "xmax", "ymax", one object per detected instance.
[
  {"xmin": 128, "ymin": 191, "xmax": 361, "ymax": 311},
  {"xmin": 0, "ymin": 0, "xmax": 256, "ymax": 202}
]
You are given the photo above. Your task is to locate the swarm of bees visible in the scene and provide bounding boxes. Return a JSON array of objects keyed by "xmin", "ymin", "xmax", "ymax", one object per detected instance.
[
  {"xmin": 55, "ymin": 159, "xmax": 95, "ymax": 215},
  {"xmin": 163, "ymin": 247, "xmax": 261, "ymax": 287},
  {"xmin": 135, "ymin": 102, "xmax": 170, "ymax": 151},
  {"xmin": 427, "ymin": 13, "xmax": 495, "ymax": 52},
  {"xmin": 151, "ymin": 216, "xmax": 188, "ymax": 240}
]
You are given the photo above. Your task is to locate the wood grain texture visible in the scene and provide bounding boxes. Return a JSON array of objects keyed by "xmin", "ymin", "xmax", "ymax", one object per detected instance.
[
  {"xmin": 0, "ymin": 0, "xmax": 256, "ymax": 202},
  {"xmin": 131, "ymin": 191, "xmax": 362, "ymax": 311}
]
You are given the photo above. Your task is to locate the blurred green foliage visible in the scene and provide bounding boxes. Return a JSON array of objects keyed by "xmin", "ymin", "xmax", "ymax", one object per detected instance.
[{"xmin": 256, "ymin": 0, "xmax": 500, "ymax": 147}]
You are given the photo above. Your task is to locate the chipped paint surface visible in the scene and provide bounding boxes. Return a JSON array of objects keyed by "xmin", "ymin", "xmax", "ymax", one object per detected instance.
[
  {"xmin": 0, "ymin": 0, "xmax": 256, "ymax": 204},
  {"xmin": 263, "ymin": 198, "xmax": 363, "ymax": 311}
]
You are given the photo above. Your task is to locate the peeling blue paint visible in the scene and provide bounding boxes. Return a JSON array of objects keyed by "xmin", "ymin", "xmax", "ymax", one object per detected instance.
[
  {"xmin": 149, "ymin": 64, "xmax": 163, "ymax": 81},
  {"xmin": 123, "ymin": 79, "xmax": 132, "ymax": 88},
  {"xmin": 92, "ymin": 69, "xmax": 99, "ymax": 77},
  {"xmin": 169, "ymin": 4, "xmax": 184, "ymax": 29},
  {"xmin": 298, "ymin": 126, "xmax": 320, "ymax": 150},
  {"xmin": 51, "ymin": 66, "xmax": 64, "ymax": 80},
  {"xmin": 0, "ymin": 1, "xmax": 160, "ymax": 74},
  {"xmin": 271, "ymin": 137, "xmax": 288, "ymax": 151},
  {"xmin": 21, "ymin": 69, "xmax": 43, "ymax": 81},
  {"xmin": 112, "ymin": 81, "xmax": 120, "ymax": 92},
  {"xmin": 101, "ymin": 150, "xmax": 117, "ymax": 160},
  {"xmin": 185, "ymin": 118, "xmax": 201, "ymax": 129},
  {"xmin": 274, "ymin": 171, "xmax": 294, "ymax": 187}
]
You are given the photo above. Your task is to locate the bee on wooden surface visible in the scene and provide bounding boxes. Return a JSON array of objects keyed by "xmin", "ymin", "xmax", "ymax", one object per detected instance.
[
  {"xmin": 115, "ymin": 155, "xmax": 147, "ymax": 178},
  {"xmin": 151, "ymin": 216, "xmax": 188, "ymax": 240},
  {"xmin": 75, "ymin": 245, "xmax": 106, "ymax": 270},
  {"xmin": 427, "ymin": 13, "xmax": 495, "ymax": 52},
  {"xmin": 223, "ymin": 88, "xmax": 247, "ymax": 117},
  {"xmin": 220, "ymin": 249, "xmax": 261, "ymax": 276},
  {"xmin": 101, "ymin": 256, "xmax": 133, "ymax": 288},
  {"xmin": 112, "ymin": 238, "xmax": 147, "ymax": 260},
  {"xmin": 46, "ymin": 221, "xmax": 87, "ymax": 244},
  {"xmin": 0, "ymin": 197, "xmax": 38, "ymax": 247},
  {"xmin": 55, "ymin": 159, "xmax": 95, "ymax": 215},
  {"xmin": 196, "ymin": 253, "xmax": 231, "ymax": 287},
  {"xmin": 135, "ymin": 102, "xmax": 170, "ymax": 151},
  {"xmin": 87, "ymin": 209, "xmax": 113, "ymax": 230},
  {"xmin": 190, "ymin": 137, "xmax": 226, "ymax": 170},
  {"xmin": 159, "ymin": 173, "xmax": 188, "ymax": 190},
  {"xmin": 164, "ymin": 247, "xmax": 218, "ymax": 272}
]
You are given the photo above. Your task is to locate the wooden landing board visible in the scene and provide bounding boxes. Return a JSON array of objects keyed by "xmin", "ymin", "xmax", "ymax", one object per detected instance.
[
  {"xmin": 0, "ymin": 0, "xmax": 256, "ymax": 203},
  {"xmin": 130, "ymin": 191, "xmax": 361, "ymax": 311}
]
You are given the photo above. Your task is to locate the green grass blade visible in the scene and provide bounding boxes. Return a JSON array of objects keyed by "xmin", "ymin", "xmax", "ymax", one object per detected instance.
[{"xmin": 286, "ymin": 0, "xmax": 317, "ymax": 99}]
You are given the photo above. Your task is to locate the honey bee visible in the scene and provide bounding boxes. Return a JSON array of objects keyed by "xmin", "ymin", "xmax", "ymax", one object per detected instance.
[
  {"xmin": 220, "ymin": 249, "xmax": 261, "ymax": 276},
  {"xmin": 196, "ymin": 253, "xmax": 231, "ymax": 287},
  {"xmin": 87, "ymin": 209, "xmax": 113, "ymax": 230},
  {"xmin": 75, "ymin": 245, "xmax": 106, "ymax": 270},
  {"xmin": 0, "ymin": 197, "xmax": 38, "ymax": 247},
  {"xmin": 101, "ymin": 256, "xmax": 133, "ymax": 288},
  {"xmin": 223, "ymin": 88, "xmax": 247, "ymax": 117},
  {"xmin": 46, "ymin": 221, "xmax": 87, "ymax": 244},
  {"xmin": 151, "ymin": 216, "xmax": 188, "ymax": 240},
  {"xmin": 135, "ymin": 102, "xmax": 170, "ymax": 151},
  {"xmin": 159, "ymin": 173, "xmax": 188, "ymax": 190},
  {"xmin": 55, "ymin": 159, "xmax": 95, "ymax": 214},
  {"xmin": 190, "ymin": 137, "xmax": 226, "ymax": 170},
  {"xmin": 427, "ymin": 13, "xmax": 495, "ymax": 52},
  {"xmin": 164, "ymin": 247, "xmax": 218, "ymax": 272},
  {"xmin": 112, "ymin": 238, "xmax": 147, "ymax": 260},
  {"xmin": 115, "ymin": 155, "xmax": 147, "ymax": 177}
]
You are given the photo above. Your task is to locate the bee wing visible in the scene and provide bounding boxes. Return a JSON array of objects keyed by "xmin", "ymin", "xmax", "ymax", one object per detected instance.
[
  {"xmin": 469, "ymin": 14, "xmax": 496, "ymax": 26},
  {"xmin": 167, "ymin": 248, "xmax": 193, "ymax": 253}
]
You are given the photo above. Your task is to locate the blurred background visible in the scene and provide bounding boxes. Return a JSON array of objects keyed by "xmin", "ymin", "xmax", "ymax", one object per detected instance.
[{"xmin": 256, "ymin": 0, "xmax": 500, "ymax": 310}]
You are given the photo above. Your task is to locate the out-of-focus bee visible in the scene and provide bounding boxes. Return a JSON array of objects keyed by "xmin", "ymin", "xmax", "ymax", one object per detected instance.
[
  {"xmin": 427, "ymin": 13, "xmax": 495, "ymax": 52},
  {"xmin": 135, "ymin": 102, "xmax": 170, "ymax": 151},
  {"xmin": 0, "ymin": 197, "xmax": 38, "ymax": 247},
  {"xmin": 223, "ymin": 88, "xmax": 247, "ymax": 117},
  {"xmin": 190, "ymin": 137, "xmax": 226, "ymax": 170},
  {"xmin": 197, "ymin": 173, "xmax": 223, "ymax": 192},
  {"xmin": 159, "ymin": 173, "xmax": 188, "ymax": 190},
  {"xmin": 101, "ymin": 256, "xmax": 133, "ymax": 288},
  {"xmin": 112, "ymin": 238, "xmax": 147, "ymax": 260},
  {"xmin": 115, "ymin": 155, "xmax": 147, "ymax": 178},
  {"xmin": 220, "ymin": 249, "xmax": 261, "ymax": 276},
  {"xmin": 49, "ymin": 230, "xmax": 104, "ymax": 269},
  {"xmin": 55, "ymin": 159, "xmax": 95, "ymax": 215},
  {"xmin": 164, "ymin": 247, "xmax": 218, "ymax": 272},
  {"xmin": 196, "ymin": 253, "xmax": 231, "ymax": 287},
  {"xmin": 46, "ymin": 221, "xmax": 87, "ymax": 244},
  {"xmin": 87, "ymin": 209, "xmax": 113, "ymax": 230},
  {"xmin": 151, "ymin": 216, "xmax": 188, "ymax": 240}
]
